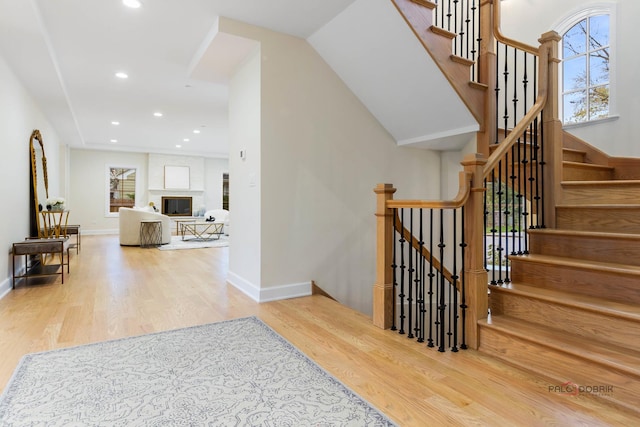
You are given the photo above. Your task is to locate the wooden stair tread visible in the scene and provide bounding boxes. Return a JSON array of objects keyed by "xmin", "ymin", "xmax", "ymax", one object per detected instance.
[
  {"xmin": 563, "ymin": 161, "xmax": 613, "ymax": 170},
  {"xmin": 528, "ymin": 228, "xmax": 640, "ymax": 241},
  {"xmin": 409, "ymin": 0, "xmax": 437, "ymax": 9},
  {"xmin": 557, "ymin": 203, "xmax": 640, "ymax": 209},
  {"xmin": 563, "ymin": 147, "xmax": 587, "ymax": 154},
  {"xmin": 511, "ymin": 253, "xmax": 640, "ymax": 276},
  {"xmin": 562, "ymin": 179, "xmax": 640, "ymax": 186},
  {"xmin": 449, "ymin": 54, "xmax": 474, "ymax": 67},
  {"xmin": 480, "ymin": 315, "xmax": 640, "ymax": 377},
  {"xmin": 490, "ymin": 282, "xmax": 640, "ymax": 320},
  {"xmin": 430, "ymin": 25, "xmax": 456, "ymax": 39}
]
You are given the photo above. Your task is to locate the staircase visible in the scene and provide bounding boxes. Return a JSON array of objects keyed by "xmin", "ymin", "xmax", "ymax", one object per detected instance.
[
  {"xmin": 479, "ymin": 133, "xmax": 640, "ymax": 414},
  {"xmin": 379, "ymin": 0, "xmax": 640, "ymax": 415}
]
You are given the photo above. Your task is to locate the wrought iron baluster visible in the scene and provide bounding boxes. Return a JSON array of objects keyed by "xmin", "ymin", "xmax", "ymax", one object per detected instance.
[
  {"xmin": 407, "ymin": 209, "xmax": 414, "ymax": 339},
  {"xmin": 438, "ymin": 209, "xmax": 446, "ymax": 352},
  {"xmin": 399, "ymin": 209, "xmax": 406, "ymax": 335},
  {"xmin": 460, "ymin": 205, "xmax": 468, "ymax": 349},
  {"xmin": 451, "ymin": 209, "xmax": 459, "ymax": 352},
  {"xmin": 417, "ymin": 209, "xmax": 425, "ymax": 343},
  {"xmin": 427, "ymin": 209, "xmax": 435, "ymax": 348}
]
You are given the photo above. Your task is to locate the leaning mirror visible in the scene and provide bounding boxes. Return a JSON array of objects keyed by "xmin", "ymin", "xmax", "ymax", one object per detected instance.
[{"xmin": 30, "ymin": 129, "xmax": 49, "ymax": 238}]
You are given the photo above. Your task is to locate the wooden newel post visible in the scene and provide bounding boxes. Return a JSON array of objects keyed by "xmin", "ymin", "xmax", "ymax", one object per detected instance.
[
  {"xmin": 461, "ymin": 154, "xmax": 488, "ymax": 349},
  {"xmin": 373, "ymin": 183, "xmax": 396, "ymax": 329},
  {"xmin": 539, "ymin": 30, "xmax": 562, "ymax": 229}
]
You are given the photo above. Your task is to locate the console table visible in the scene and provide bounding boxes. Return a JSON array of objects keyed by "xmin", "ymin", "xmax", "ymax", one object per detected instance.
[{"xmin": 12, "ymin": 238, "xmax": 70, "ymax": 288}]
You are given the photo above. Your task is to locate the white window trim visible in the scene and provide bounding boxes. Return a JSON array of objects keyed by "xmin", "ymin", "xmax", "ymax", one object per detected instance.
[
  {"xmin": 105, "ymin": 164, "xmax": 142, "ymax": 217},
  {"xmin": 554, "ymin": 3, "xmax": 617, "ymax": 123}
]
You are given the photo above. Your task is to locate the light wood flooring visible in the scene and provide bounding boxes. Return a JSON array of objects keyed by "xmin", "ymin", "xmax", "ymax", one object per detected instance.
[{"xmin": 0, "ymin": 235, "xmax": 637, "ymax": 426}]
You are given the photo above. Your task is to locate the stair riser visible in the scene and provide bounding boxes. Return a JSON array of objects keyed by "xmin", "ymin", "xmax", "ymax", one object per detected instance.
[
  {"xmin": 510, "ymin": 258, "xmax": 640, "ymax": 305},
  {"xmin": 490, "ymin": 291, "xmax": 640, "ymax": 352},
  {"xmin": 556, "ymin": 207, "xmax": 640, "ymax": 234},
  {"xmin": 479, "ymin": 326, "xmax": 640, "ymax": 414},
  {"xmin": 563, "ymin": 150, "xmax": 586, "ymax": 162},
  {"xmin": 563, "ymin": 165, "xmax": 613, "ymax": 181},
  {"xmin": 562, "ymin": 185, "xmax": 640, "ymax": 205},
  {"xmin": 529, "ymin": 233, "xmax": 640, "ymax": 266}
]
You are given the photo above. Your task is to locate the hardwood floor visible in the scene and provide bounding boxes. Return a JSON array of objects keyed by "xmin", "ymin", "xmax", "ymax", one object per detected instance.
[{"xmin": 0, "ymin": 235, "xmax": 637, "ymax": 426}]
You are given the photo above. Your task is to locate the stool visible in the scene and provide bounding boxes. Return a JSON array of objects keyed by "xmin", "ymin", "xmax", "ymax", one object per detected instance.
[
  {"xmin": 140, "ymin": 220, "xmax": 162, "ymax": 248},
  {"xmin": 66, "ymin": 224, "xmax": 81, "ymax": 253},
  {"xmin": 12, "ymin": 238, "xmax": 70, "ymax": 288}
]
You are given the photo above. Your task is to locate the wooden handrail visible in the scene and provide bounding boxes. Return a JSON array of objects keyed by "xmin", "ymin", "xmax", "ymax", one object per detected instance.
[
  {"xmin": 492, "ymin": 0, "xmax": 539, "ymax": 55},
  {"xmin": 388, "ymin": 171, "xmax": 472, "ymax": 209}
]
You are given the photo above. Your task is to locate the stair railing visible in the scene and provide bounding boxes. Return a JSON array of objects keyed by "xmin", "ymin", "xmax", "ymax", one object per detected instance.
[
  {"xmin": 374, "ymin": 156, "xmax": 487, "ymax": 350},
  {"xmin": 374, "ymin": 1, "xmax": 562, "ymax": 349},
  {"xmin": 482, "ymin": 0, "xmax": 562, "ymax": 284},
  {"xmin": 431, "ymin": 0, "xmax": 482, "ymax": 82}
]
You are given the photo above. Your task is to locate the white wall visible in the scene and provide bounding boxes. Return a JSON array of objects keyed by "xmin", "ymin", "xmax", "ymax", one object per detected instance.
[
  {"xmin": 0, "ymin": 54, "xmax": 61, "ymax": 296},
  {"xmin": 69, "ymin": 149, "xmax": 148, "ymax": 234},
  {"xmin": 222, "ymin": 19, "xmax": 442, "ymax": 314},
  {"xmin": 228, "ymin": 47, "xmax": 262, "ymax": 293},
  {"xmin": 501, "ymin": 0, "xmax": 640, "ymax": 157}
]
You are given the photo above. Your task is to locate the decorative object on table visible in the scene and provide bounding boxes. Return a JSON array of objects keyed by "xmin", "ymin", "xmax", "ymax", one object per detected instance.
[
  {"xmin": 46, "ymin": 196, "xmax": 65, "ymax": 211},
  {"xmin": 0, "ymin": 317, "xmax": 395, "ymax": 426},
  {"xmin": 148, "ymin": 201, "xmax": 158, "ymax": 212},
  {"xmin": 205, "ymin": 215, "xmax": 215, "ymax": 222}
]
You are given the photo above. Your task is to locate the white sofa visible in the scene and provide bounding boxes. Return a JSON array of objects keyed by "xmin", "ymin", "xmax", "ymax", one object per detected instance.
[
  {"xmin": 119, "ymin": 207, "xmax": 172, "ymax": 246},
  {"xmin": 203, "ymin": 209, "xmax": 230, "ymax": 235}
]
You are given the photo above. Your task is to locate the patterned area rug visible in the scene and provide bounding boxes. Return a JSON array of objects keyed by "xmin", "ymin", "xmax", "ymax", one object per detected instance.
[
  {"xmin": 158, "ymin": 235, "xmax": 229, "ymax": 250},
  {"xmin": 0, "ymin": 317, "xmax": 395, "ymax": 426}
]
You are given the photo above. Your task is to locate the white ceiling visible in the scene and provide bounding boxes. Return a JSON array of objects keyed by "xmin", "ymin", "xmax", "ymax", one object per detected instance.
[{"xmin": 0, "ymin": 0, "xmax": 476, "ymax": 158}]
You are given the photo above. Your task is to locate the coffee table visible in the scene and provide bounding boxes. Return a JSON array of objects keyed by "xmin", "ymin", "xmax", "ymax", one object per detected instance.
[{"xmin": 179, "ymin": 221, "xmax": 224, "ymax": 241}]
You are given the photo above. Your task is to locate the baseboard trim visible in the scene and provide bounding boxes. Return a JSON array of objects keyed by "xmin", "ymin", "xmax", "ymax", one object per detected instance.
[
  {"xmin": 259, "ymin": 281, "xmax": 312, "ymax": 303},
  {"xmin": 0, "ymin": 278, "xmax": 12, "ymax": 301},
  {"xmin": 227, "ymin": 272, "xmax": 260, "ymax": 302},
  {"xmin": 82, "ymin": 229, "xmax": 118, "ymax": 236},
  {"xmin": 227, "ymin": 272, "xmax": 312, "ymax": 303}
]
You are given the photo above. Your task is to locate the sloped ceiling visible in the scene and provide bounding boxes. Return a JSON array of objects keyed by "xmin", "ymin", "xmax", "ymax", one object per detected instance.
[{"xmin": 309, "ymin": 0, "xmax": 478, "ymax": 151}]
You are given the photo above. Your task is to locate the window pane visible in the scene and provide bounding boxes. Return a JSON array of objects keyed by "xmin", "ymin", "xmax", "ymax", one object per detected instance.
[
  {"xmin": 589, "ymin": 15, "xmax": 609, "ymax": 49},
  {"xmin": 109, "ymin": 167, "xmax": 136, "ymax": 213},
  {"xmin": 563, "ymin": 56, "xmax": 586, "ymax": 91},
  {"xmin": 590, "ymin": 48, "xmax": 609, "ymax": 85},
  {"xmin": 563, "ymin": 90, "xmax": 587, "ymax": 123},
  {"xmin": 589, "ymin": 85, "xmax": 609, "ymax": 119},
  {"xmin": 563, "ymin": 20, "xmax": 587, "ymax": 58}
]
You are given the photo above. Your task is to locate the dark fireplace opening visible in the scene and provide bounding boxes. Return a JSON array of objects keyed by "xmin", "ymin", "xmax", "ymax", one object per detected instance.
[{"xmin": 162, "ymin": 196, "xmax": 192, "ymax": 216}]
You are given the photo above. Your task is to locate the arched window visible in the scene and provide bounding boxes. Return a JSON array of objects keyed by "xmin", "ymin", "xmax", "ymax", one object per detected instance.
[{"xmin": 558, "ymin": 8, "xmax": 612, "ymax": 124}]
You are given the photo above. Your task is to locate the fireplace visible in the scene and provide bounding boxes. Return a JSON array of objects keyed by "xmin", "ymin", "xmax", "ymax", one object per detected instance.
[{"xmin": 162, "ymin": 196, "xmax": 192, "ymax": 216}]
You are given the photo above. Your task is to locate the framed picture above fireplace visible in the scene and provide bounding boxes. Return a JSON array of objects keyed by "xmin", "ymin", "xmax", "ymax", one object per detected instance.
[{"xmin": 162, "ymin": 196, "xmax": 192, "ymax": 216}]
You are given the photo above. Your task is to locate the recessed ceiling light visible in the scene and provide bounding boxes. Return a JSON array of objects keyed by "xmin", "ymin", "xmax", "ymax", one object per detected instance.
[
  {"xmin": 183, "ymin": 138, "xmax": 190, "ymax": 142},
  {"xmin": 176, "ymin": 144, "xmax": 182, "ymax": 148},
  {"xmin": 193, "ymin": 130, "xmax": 200, "ymax": 134},
  {"xmin": 110, "ymin": 139, "xmax": 118, "ymax": 143},
  {"xmin": 111, "ymin": 121, "xmax": 120, "ymax": 125},
  {"xmin": 153, "ymin": 112, "xmax": 163, "ymax": 117},
  {"xmin": 123, "ymin": 0, "xmax": 142, "ymax": 8},
  {"xmin": 115, "ymin": 72, "xmax": 128, "ymax": 79}
]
